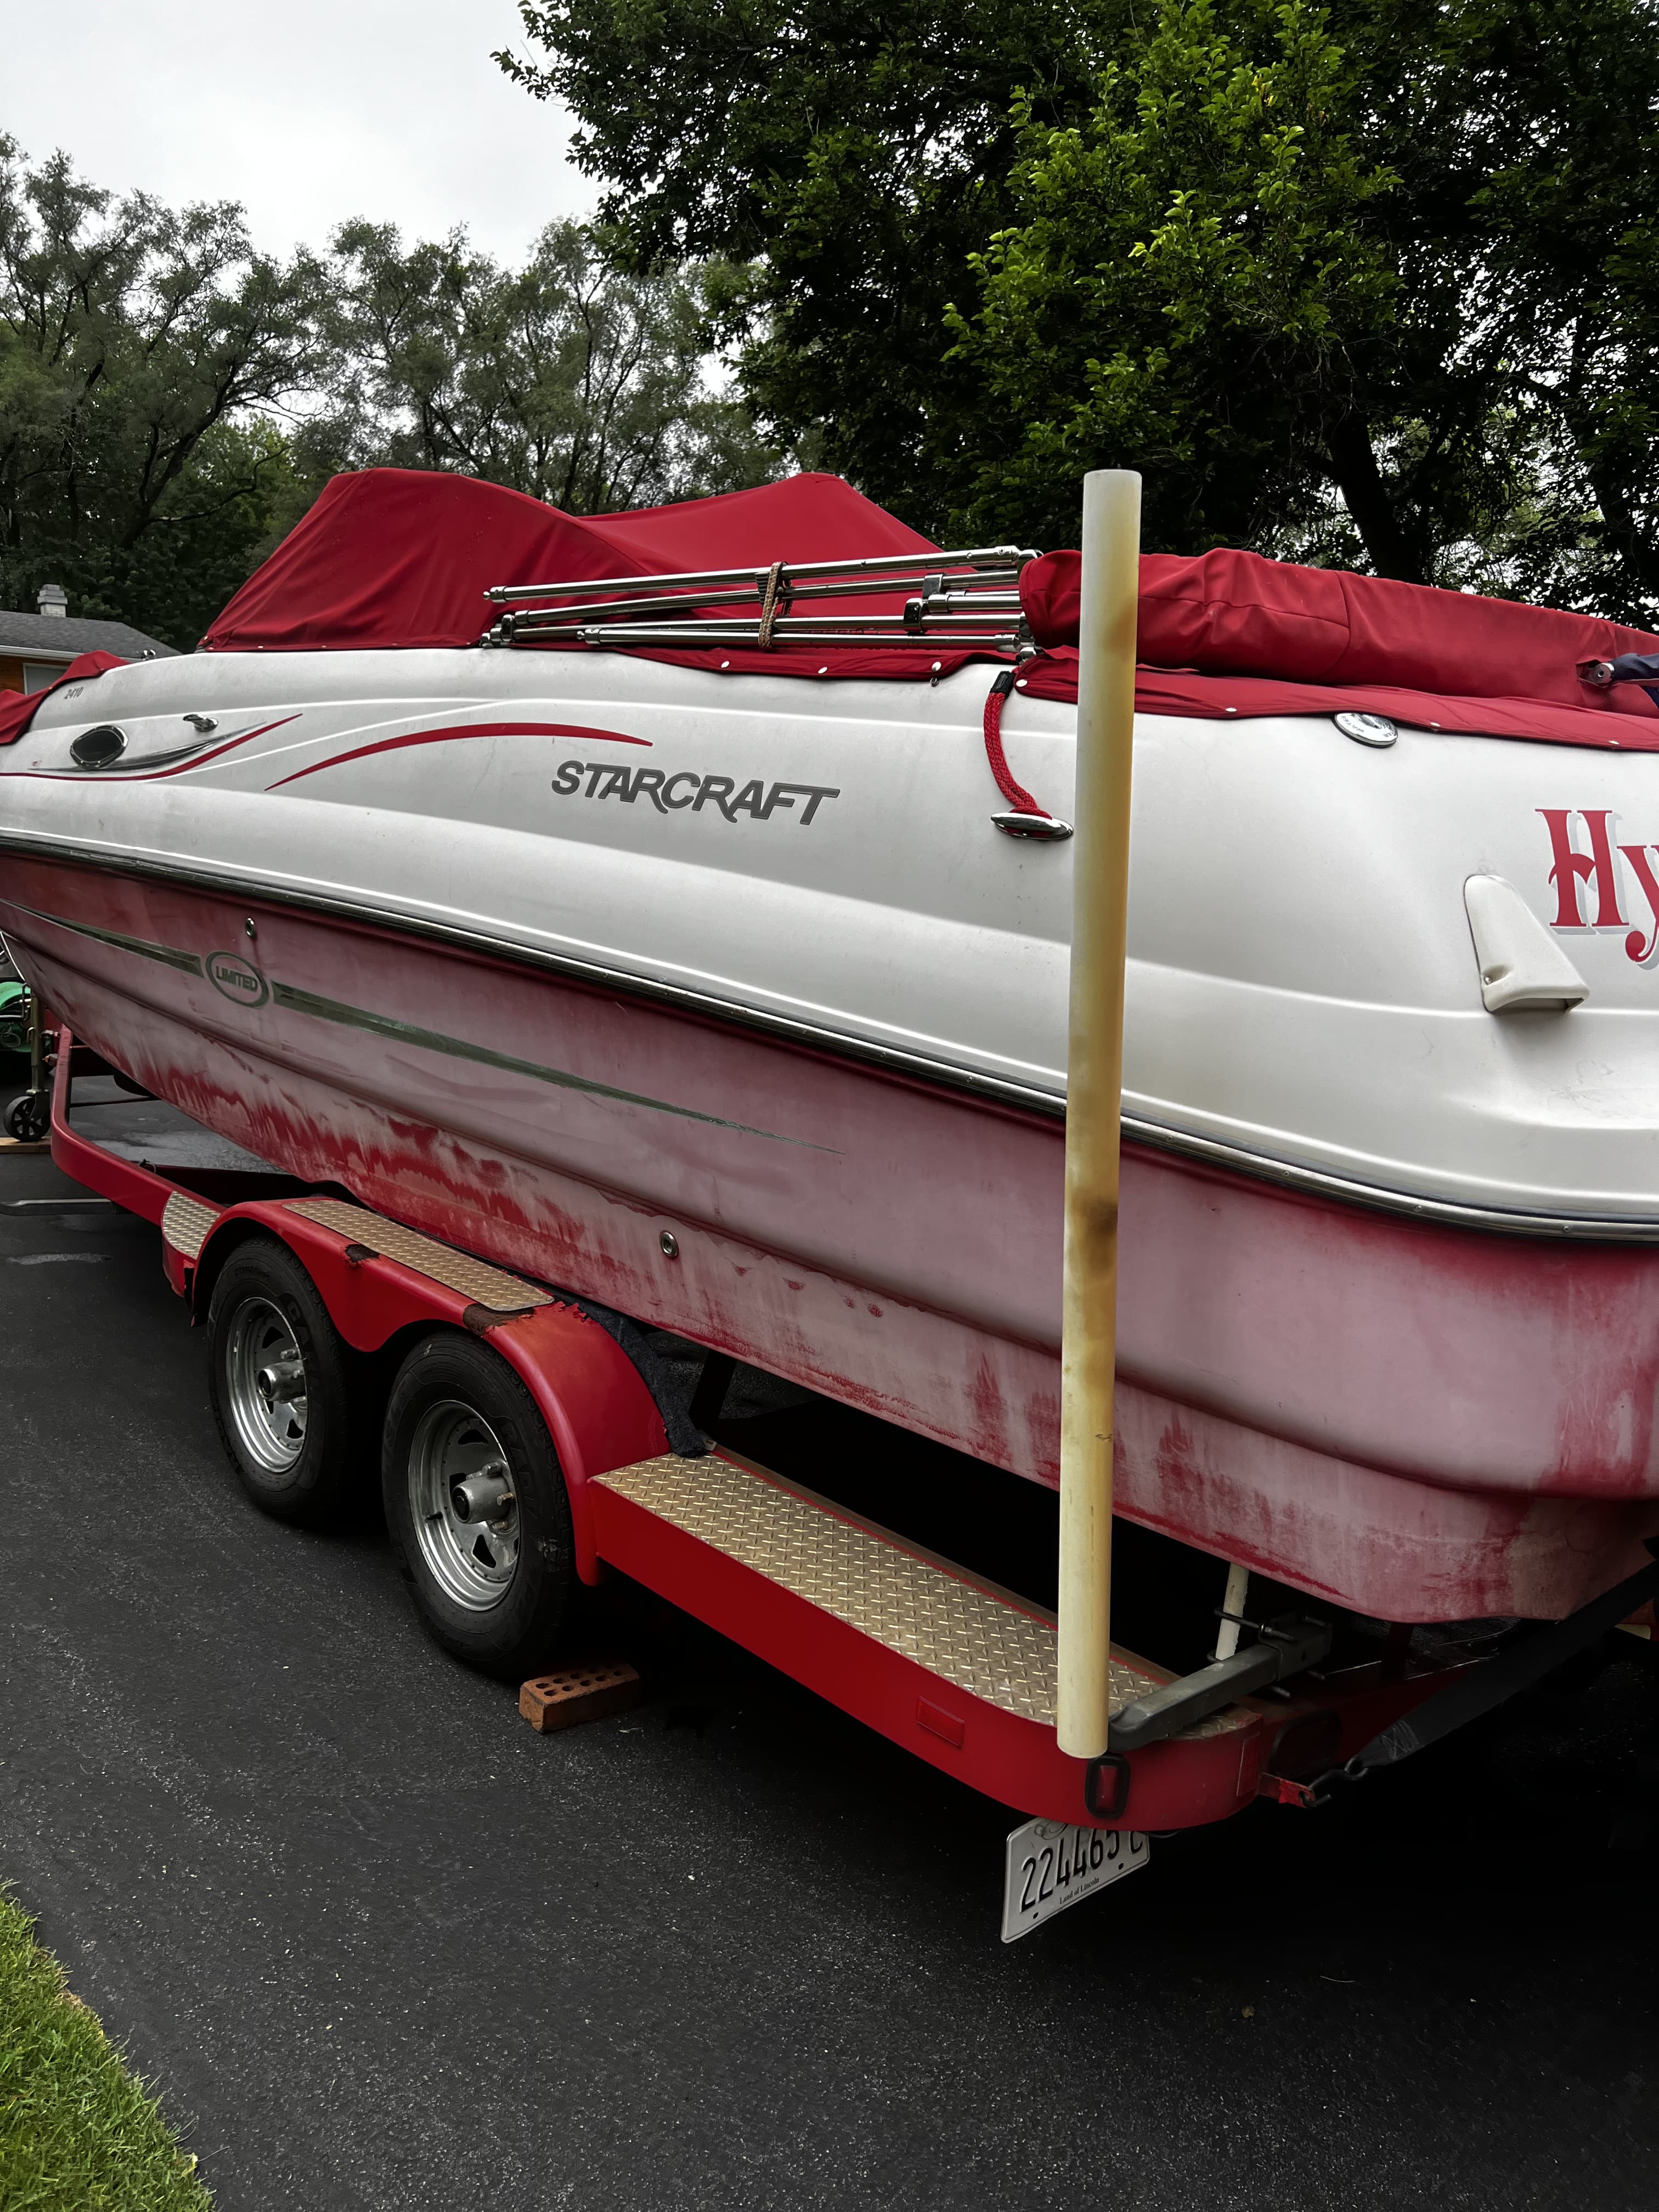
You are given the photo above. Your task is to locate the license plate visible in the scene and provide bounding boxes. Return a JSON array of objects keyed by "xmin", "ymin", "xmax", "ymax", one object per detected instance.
[{"xmin": 1001, "ymin": 1819, "xmax": 1150, "ymax": 1942}]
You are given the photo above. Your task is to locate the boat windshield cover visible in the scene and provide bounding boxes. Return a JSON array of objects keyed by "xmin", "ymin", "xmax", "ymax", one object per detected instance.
[{"xmin": 200, "ymin": 469, "xmax": 940, "ymax": 661}]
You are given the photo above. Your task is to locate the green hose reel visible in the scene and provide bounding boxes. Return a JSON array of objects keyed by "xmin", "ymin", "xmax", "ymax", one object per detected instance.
[{"xmin": 0, "ymin": 978, "xmax": 28, "ymax": 1064}]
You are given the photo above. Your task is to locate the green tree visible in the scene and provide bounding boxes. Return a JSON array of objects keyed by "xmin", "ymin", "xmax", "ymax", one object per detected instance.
[
  {"xmin": 297, "ymin": 218, "xmax": 780, "ymax": 516},
  {"xmin": 503, "ymin": 0, "xmax": 1659, "ymax": 615},
  {"xmin": 956, "ymin": 0, "xmax": 1659, "ymax": 607},
  {"xmin": 0, "ymin": 140, "xmax": 781, "ymax": 648},
  {"xmin": 946, "ymin": 0, "xmax": 1403, "ymax": 566},
  {"xmin": 0, "ymin": 138, "xmax": 324, "ymax": 647},
  {"xmin": 498, "ymin": 0, "xmax": 1098, "ymax": 528}
]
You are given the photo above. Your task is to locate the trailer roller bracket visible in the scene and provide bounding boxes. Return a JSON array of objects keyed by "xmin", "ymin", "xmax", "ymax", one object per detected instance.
[{"xmin": 1107, "ymin": 1612, "xmax": 1334, "ymax": 1753}]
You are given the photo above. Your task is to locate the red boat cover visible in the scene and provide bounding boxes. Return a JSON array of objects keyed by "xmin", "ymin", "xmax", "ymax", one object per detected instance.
[
  {"xmin": 200, "ymin": 468, "xmax": 935, "ymax": 654},
  {"xmin": 197, "ymin": 467, "xmax": 1657, "ymax": 749},
  {"xmin": 6, "ymin": 471, "xmax": 1655, "ymax": 751},
  {"xmin": 1022, "ymin": 548, "xmax": 1659, "ymax": 742},
  {"xmin": 0, "ymin": 652, "xmax": 133, "ymax": 748}
]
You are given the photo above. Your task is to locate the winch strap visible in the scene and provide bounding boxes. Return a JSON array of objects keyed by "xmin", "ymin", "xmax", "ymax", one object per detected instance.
[{"xmin": 1348, "ymin": 1542, "xmax": 1659, "ymax": 1773}]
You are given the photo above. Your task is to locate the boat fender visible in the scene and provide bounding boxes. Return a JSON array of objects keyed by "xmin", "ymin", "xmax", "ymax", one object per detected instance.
[
  {"xmin": 1463, "ymin": 874, "xmax": 1589, "ymax": 1013},
  {"xmin": 1582, "ymin": 650, "xmax": 1659, "ymax": 709}
]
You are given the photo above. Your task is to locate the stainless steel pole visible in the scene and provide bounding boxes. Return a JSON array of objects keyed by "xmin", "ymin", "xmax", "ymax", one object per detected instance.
[{"xmin": 1056, "ymin": 469, "xmax": 1142, "ymax": 1759}]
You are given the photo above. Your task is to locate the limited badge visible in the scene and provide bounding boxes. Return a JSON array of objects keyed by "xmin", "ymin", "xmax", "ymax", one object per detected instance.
[{"xmin": 205, "ymin": 951, "xmax": 270, "ymax": 1007}]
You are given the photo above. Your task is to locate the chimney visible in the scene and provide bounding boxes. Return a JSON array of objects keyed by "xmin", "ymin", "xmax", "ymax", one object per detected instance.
[{"xmin": 37, "ymin": 583, "xmax": 67, "ymax": 618}]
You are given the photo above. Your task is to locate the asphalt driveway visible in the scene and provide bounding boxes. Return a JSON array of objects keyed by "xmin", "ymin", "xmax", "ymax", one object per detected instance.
[{"xmin": 3, "ymin": 1143, "xmax": 1658, "ymax": 2211}]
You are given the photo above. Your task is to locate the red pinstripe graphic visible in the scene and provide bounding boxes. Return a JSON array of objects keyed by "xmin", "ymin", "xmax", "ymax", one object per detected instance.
[
  {"xmin": 267, "ymin": 720, "xmax": 651, "ymax": 790},
  {"xmin": 0, "ymin": 715, "xmax": 301, "ymax": 783}
]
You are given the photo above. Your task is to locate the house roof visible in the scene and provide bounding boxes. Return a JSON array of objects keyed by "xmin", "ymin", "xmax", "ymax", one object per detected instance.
[{"xmin": 0, "ymin": 609, "xmax": 177, "ymax": 661}]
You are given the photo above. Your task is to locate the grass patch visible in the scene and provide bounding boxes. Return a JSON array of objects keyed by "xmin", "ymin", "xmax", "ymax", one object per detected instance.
[{"xmin": 0, "ymin": 1887, "xmax": 211, "ymax": 2210}]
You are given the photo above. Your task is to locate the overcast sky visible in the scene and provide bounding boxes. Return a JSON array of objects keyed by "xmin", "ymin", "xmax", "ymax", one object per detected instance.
[{"xmin": 3, "ymin": 0, "xmax": 595, "ymax": 266}]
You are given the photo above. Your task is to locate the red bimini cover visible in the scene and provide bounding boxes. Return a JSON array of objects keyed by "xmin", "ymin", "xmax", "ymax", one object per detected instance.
[{"xmin": 201, "ymin": 468, "xmax": 939, "ymax": 665}]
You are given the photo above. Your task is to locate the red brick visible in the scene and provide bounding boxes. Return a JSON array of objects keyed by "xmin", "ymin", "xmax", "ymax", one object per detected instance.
[{"xmin": 518, "ymin": 1661, "xmax": 642, "ymax": 1733}]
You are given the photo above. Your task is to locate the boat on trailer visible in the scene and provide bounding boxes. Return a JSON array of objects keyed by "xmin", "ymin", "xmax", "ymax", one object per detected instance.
[{"xmin": 5, "ymin": 465, "xmax": 1659, "ymax": 1876}]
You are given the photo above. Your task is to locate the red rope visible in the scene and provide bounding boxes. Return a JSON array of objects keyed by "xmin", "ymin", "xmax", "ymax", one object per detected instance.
[{"xmin": 983, "ymin": 668, "xmax": 1050, "ymax": 817}]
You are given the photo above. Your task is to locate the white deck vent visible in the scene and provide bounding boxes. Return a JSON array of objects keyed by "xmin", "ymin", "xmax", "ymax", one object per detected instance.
[{"xmin": 1464, "ymin": 874, "xmax": 1588, "ymax": 1013}]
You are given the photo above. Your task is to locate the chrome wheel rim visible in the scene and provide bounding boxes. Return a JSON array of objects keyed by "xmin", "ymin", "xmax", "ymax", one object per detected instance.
[
  {"xmin": 224, "ymin": 1296, "xmax": 309, "ymax": 1475},
  {"xmin": 408, "ymin": 1400, "xmax": 520, "ymax": 1612}
]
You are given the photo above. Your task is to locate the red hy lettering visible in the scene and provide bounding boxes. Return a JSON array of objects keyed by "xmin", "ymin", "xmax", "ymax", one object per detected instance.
[{"xmin": 1538, "ymin": 808, "xmax": 1626, "ymax": 928}]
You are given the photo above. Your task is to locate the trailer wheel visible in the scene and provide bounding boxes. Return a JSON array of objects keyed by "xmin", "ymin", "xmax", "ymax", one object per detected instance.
[
  {"xmin": 207, "ymin": 1238, "xmax": 369, "ymax": 1528},
  {"xmin": 381, "ymin": 1333, "xmax": 578, "ymax": 1678}
]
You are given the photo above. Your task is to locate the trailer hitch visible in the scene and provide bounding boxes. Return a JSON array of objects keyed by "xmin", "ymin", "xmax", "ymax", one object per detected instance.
[{"xmin": 1107, "ymin": 1612, "xmax": 1334, "ymax": 1752}]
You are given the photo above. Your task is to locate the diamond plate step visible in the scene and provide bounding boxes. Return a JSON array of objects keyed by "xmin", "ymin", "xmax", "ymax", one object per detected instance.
[
  {"xmin": 161, "ymin": 1191, "xmax": 221, "ymax": 1261},
  {"xmin": 284, "ymin": 1198, "xmax": 553, "ymax": 1314},
  {"xmin": 597, "ymin": 1452, "xmax": 1248, "ymax": 1736},
  {"xmin": 161, "ymin": 1190, "xmax": 556, "ymax": 1317}
]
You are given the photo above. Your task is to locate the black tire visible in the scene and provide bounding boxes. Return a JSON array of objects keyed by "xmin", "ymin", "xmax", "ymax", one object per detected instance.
[
  {"xmin": 207, "ymin": 1237, "xmax": 374, "ymax": 1528},
  {"xmin": 4, "ymin": 1091, "xmax": 48, "ymax": 1142},
  {"xmin": 381, "ymin": 1331, "xmax": 580, "ymax": 1678}
]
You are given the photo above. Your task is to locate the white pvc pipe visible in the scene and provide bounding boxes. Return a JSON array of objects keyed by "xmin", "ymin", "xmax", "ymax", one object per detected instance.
[
  {"xmin": 1056, "ymin": 469, "xmax": 1142, "ymax": 1759},
  {"xmin": 1214, "ymin": 1563, "xmax": 1250, "ymax": 1662}
]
